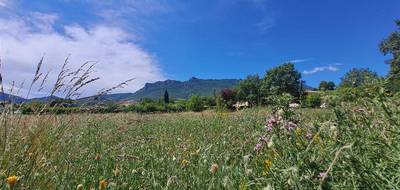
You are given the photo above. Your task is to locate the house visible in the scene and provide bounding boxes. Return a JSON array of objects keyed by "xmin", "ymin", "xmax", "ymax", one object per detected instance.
[{"xmin": 233, "ymin": 101, "xmax": 250, "ymax": 111}]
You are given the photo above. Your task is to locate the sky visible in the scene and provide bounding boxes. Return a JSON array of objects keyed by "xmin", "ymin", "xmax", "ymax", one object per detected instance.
[{"xmin": 0, "ymin": 0, "xmax": 399, "ymax": 97}]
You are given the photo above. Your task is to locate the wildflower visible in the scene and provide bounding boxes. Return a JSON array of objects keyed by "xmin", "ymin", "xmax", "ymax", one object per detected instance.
[
  {"xmin": 76, "ymin": 184, "xmax": 84, "ymax": 190},
  {"xmin": 285, "ymin": 121, "xmax": 297, "ymax": 131},
  {"xmin": 265, "ymin": 125, "xmax": 273, "ymax": 132},
  {"xmin": 99, "ymin": 179, "xmax": 107, "ymax": 190},
  {"xmin": 210, "ymin": 163, "xmax": 219, "ymax": 174},
  {"xmin": 306, "ymin": 132, "xmax": 313, "ymax": 140},
  {"xmin": 319, "ymin": 172, "xmax": 327, "ymax": 178},
  {"xmin": 181, "ymin": 159, "xmax": 190, "ymax": 167},
  {"xmin": 254, "ymin": 143, "xmax": 263, "ymax": 152},
  {"xmin": 295, "ymin": 127, "xmax": 302, "ymax": 135},
  {"xmin": 263, "ymin": 160, "xmax": 273, "ymax": 176},
  {"xmin": 113, "ymin": 168, "xmax": 121, "ymax": 177},
  {"xmin": 259, "ymin": 136, "xmax": 268, "ymax": 143},
  {"xmin": 6, "ymin": 176, "xmax": 18, "ymax": 189}
]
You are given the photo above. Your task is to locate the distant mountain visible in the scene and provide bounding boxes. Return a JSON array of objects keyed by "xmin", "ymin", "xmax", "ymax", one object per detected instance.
[
  {"xmin": 0, "ymin": 92, "xmax": 27, "ymax": 103},
  {"xmin": 28, "ymin": 95, "xmax": 62, "ymax": 103},
  {"xmin": 130, "ymin": 77, "xmax": 240, "ymax": 100},
  {"xmin": 76, "ymin": 77, "xmax": 240, "ymax": 104}
]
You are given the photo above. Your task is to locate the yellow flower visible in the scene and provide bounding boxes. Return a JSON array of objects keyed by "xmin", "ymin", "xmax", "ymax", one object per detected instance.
[
  {"xmin": 181, "ymin": 159, "xmax": 190, "ymax": 167},
  {"xmin": 6, "ymin": 176, "xmax": 18, "ymax": 188},
  {"xmin": 76, "ymin": 184, "xmax": 84, "ymax": 190},
  {"xmin": 263, "ymin": 160, "xmax": 273, "ymax": 176},
  {"xmin": 295, "ymin": 127, "xmax": 302, "ymax": 136},
  {"xmin": 210, "ymin": 163, "xmax": 219, "ymax": 174},
  {"xmin": 99, "ymin": 179, "xmax": 107, "ymax": 190}
]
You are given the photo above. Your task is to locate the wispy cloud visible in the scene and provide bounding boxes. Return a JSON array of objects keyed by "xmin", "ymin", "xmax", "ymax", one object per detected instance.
[
  {"xmin": 256, "ymin": 17, "xmax": 275, "ymax": 32},
  {"xmin": 288, "ymin": 58, "xmax": 313, "ymax": 64},
  {"xmin": 303, "ymin": 64, "xmax": 341, "ymax": 75},
  {"xmin": 0, "ymin": 0, "xmax": 8, "ymax": 8}
]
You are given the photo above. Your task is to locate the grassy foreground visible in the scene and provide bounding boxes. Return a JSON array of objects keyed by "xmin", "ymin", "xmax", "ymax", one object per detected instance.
[{"xmin": 1, "ymin": 98, "xmax": 400, "ymax": 189}]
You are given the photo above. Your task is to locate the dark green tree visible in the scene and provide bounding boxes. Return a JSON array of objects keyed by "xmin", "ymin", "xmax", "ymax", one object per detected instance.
[
  {"xmin": 261, "ymin": 63, "xmax": 304, "ymax": 98},
  {"xmin": 339, "ymin": 68, "xmax": 379, "ymax": 88},
  {"xmin": 380, "ymin": 19, "xmax": 400, "ymax": 91},
  {"xmin": 319, "ymin": 81, "xmax": 336, "ymax": 91},
  {"xmin": 164, "ymin": 89, "xmax": 170, "ymax": 104},
  {"xmin": 235, "ymin": 75, "xmax": 261, "ymax": 106}
]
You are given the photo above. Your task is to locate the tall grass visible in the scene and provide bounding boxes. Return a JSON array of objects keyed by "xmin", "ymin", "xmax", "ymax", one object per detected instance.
[{"xmin": 0, "ymin": 58, "xmax": 399, "ymax": 189}]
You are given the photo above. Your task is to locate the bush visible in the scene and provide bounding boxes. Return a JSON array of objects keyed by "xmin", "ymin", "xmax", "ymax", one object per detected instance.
[
  {"xmin": 302, "ymin": 93, "xmax": 322, "ymax": 108},
  {"xmin": 186, "ymin": 95, "xmax": 205, "ymax": 112}
]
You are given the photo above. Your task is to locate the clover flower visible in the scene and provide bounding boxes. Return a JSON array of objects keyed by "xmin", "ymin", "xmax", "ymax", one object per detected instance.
[{"xmin": 254, "ymin": 143, "xmax": 263, "ymax": 152}]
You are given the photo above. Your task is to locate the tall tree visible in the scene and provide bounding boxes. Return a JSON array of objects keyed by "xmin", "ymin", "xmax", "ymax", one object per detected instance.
[
  {"xmin": 339, "ymin": 68, "xmax": 379, "ymax": 88},
  {"xmin": 163, "ymin": 89, "xmax": 170, "ymax": 104},
  {"xmin": 235, "ymin": 75, "xmax": 261, "ymax": 106},
  {"xmin": 380, "ymin": 19, "xmax": 400, "ymax": 91},
  {"xmin": 261, "ymin": 63, "xmax": 303, "ymax": 98},
  {"xmin": 319, "ymin": 81, "xmax": 336, "ymax": 91}
]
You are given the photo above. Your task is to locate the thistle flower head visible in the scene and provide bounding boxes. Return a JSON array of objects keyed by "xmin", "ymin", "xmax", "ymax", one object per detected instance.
[
  {"xmin": 210, "ymin": 163, "xmax": 219, "ymax": 174},
  {"xmin": 254, "ymin": 143, "xmax": 263, "ymax": 152}
]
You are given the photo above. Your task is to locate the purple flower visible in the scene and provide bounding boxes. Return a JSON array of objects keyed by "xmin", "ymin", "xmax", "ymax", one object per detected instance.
[
  {"xmin": 259, "ymin": 136, "xmax": 268, "ymax": 143},
  {"xmin": 265, "ymin": 125, "xmax": 273, "ymax": 132},
  {"xmin": 285, "ymin": 121, "xmax": 298, "ymax": 131},
  {"xmin": 319, "ymin": 172, "xmax": 327, "ymax": 178},
  {"xmin": 254, "ymin": 143, "xmax": 263, "ymax": 152}
]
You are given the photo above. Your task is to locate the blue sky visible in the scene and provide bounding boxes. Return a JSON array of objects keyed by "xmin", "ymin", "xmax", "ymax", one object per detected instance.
[{"xmin": 0, "ymin": 0, "xmax": 399, "ymax": 96}]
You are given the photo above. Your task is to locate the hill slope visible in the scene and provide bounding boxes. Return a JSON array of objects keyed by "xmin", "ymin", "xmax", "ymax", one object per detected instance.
[
  {"xmin": 0, "ymin": 92, "xmax": 27, "ymax": 103},
  {"xmin": 129, "ymin": 77, "xmax": 240, "ymax": 100},
  {"xmin": 76, "ymin": 77, "xmax": 240, "ymax": 103}
]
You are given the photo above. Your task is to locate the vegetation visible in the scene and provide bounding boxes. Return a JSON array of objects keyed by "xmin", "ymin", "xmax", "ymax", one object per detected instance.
[
  {"xmin": 0, "ymin": 18, "xmax": 399, "ymax": 190},
  {"xmin": 380, "ymin": 19, "xmax": 400, "ymax": 91},
  {"xmin": 339, "ymin": 68, "xmax": 379, "ymax": 88},
  {"xmin": 319, "ymin": 81, "xmax": 336, "ymax": 91},
  {"xmin": 261, "ymin": 63, "xmax": 304, "ymax": 99}
]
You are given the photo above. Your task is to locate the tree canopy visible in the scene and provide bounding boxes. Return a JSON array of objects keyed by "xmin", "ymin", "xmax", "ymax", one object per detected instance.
[
  {"xmin": 319, "ymin": 81, "xmax": 336, "ymax": 91},
  {"xmin": 380, "ymin": 19, "xmax": 400, "ymax": 91},
  {"xmin": 339, "ymin": 68, "xmax": 379, "ymax": 88},
  {"xmin": 261, "ymin": 63, "xmax": 303, "ymax": 98},
  {"xmin": 235, "ymin": 75, "xmax": 261, "ymax": 106}
]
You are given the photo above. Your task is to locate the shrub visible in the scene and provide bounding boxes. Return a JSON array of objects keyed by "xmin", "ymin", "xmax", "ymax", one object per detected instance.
[
  {"xmin": 186, "ymin": 95, "xmax": 205, "ymax": 112},
  {"xmin": 302, "ymin": 93, "xmax": 322, "ymax": 108}
]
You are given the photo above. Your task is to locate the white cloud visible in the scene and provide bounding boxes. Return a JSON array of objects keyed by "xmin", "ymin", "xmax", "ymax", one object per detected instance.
[
  {"xmin": 0, "ymin": 14, "xmax": 165, "ymax": 98},
  {"xmin": 256, "ymin": 16, "xmax": 275, "ymax": 32},
  {"xmin": 0, "ymin": 0, "xmax": 7, "ymax": 8},
  {"xmin": 303, "ymin": 65, "xmax": 340, "ymax": 75}
]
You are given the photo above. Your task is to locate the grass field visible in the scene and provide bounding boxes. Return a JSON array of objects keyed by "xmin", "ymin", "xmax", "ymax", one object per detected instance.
[{"xmin": 1, "ymin": 97, "xmax": 400, "ymax": 189}]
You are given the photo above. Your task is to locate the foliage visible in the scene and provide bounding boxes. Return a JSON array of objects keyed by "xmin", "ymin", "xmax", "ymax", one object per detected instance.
[
  {"xmin": 219, "ymin": 88, "xmax": 237, "ymax": 110},
  {"xmin": 339, "ymin": 68, "xmax": 379, "ymax": 88},
  {"xmin": 163, "ymin": 90, "xmax": 170, "ymax": 104},
  {"xmin": 2, "ymin": 83, "xmax": 399, "ymax": 189},
  {"xmin": 235, "ymin": 75, "xmax": 262, "ymax": 106},
  {"xmin": 186, "ymin": 95, "xmax": 205, "ymax": 112},
  {"xmin": 319, "ymin": 81, "xmax": 336, "ymax": 91},
  {"xmin": 302, "ymin": 92, "xmax": 322, "ymax": 108},
  {"xmin": 380, "ymin": 19, "xmax": 400, "ymax": 91},
  {"xmin": 262, "ymin": 63, "xmax": 304, "ymax": 99}
]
